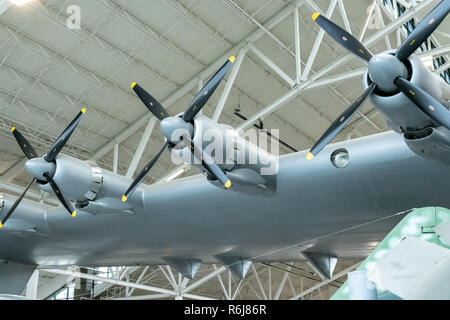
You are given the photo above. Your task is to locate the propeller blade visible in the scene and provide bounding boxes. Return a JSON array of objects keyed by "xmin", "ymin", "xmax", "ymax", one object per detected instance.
[
  {"xmin": 0, "ymin": 178, "xmax": 36, "ymax": 229},
  {"xmin": 43, "ymin": 172, "xmax": 76, "ymax": 217},
  {"xmin": 312, "ymin": 12, "xmax": 373, "ymax": 63},
  {"xmin": 188, "ymin": 137, "xmax": 231, "ymax": 189},
  {"xmin": 307, "ymin": 83, "xmax": 376, "ymax": 160},
  {"xmin": 45, "ymin": 108, "xmax": 86, "ymax": 162},
  {"xmin": 395, "ymin": 77, "xmax": 450, "ymax": 129},
  {"xmin": 183, "ymin": 57, "xmax": 235, "ymax": 122},
  {"xmin": 396, "ymin": 0, "xmax": 450, "ymax": 61},
  {"xmin": 131, "ymin": 82, "xmax": 170, "ymax": 121},
  {"xmin": 11, "ymin": 127, "xmax": 38, "ymax": 159},
  {"xmin": 122, "ymin": 141, "xmax": 169, "ymax": 202}
]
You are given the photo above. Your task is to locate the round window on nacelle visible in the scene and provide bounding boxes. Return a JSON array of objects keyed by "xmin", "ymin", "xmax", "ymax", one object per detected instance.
[{"xmin": 330, "ymin": 148, "xmax": 349, "ymax": 168}]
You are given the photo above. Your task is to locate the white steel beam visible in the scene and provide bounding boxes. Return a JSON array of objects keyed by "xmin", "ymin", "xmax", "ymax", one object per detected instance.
[
  {"xmin": 305, "ymin": 68, "xmax": 366, "ymax": 90},
  {"xmin": 301, "ymin": 0, "xmax": 338, "ymax": 81},
  {"xmin": 90, "ymin": 0, "xmax": 307, "ymax": 162},
  {"xmin": 113, "ymin": 143, "xmax": 119, "ymax": 174},
  {"xmin": 181, "ymin": 266, "xmax": 227, "ymax": 294},
  {"xmin": 248, "ymin": 44, "xmax": 295, "ymax": 88},
  {"xmin": 158, "ymin": 266, "xmax": 178, "ymax": 290},
  {"xmin": 37, "ymin": 274, "xmax": 74, "ymax": 300},
  {"xmin": 417, "ymin": 44, "xmax": 450, "ymax": 58},
  {"xmin": 1, "ymin": 157, "xmax": 26, "ymax": 182},
  {"xmin": 251, "ymin": 265, "xmax": 268, "ymax": 300},
  {"xmin": 198, "ymin": 79, "xmax": 203, "ymax": 116},
  {"xmin": 212, "ymin": 47, "xmax": 247, "ymax": 122},
  {"xmin": 127, "ymin": 266, "xmax": 149, "ymax": 297},
  {"xmin": 125, "ymin": 117, "xmax": 157, "ymax": 179},
  {"xmin": 315, "ymin": 0, "xmax": 433, "ymax": 79},
  {"xmin": 237, "ymin": 0, "xmax": 435, "ymax": 130},
  {"xmin": 237, "ymin": 86, "xmax": 301, "ymax": 131},
  {"xmin": 290, "ymin": 262, "xmax": 360, "ymax": 300},
  {"xmin": 166, "ymin": 266, "xmax": 178, "ymax": 290},
  {"xmin": 213, "ymin": 264, "xmax": 230, "ymax": 300},
  {"xmin": 0, "ymin": 180, "xmax": 59, "ymax": 206},
  {"xmin": 375, "ymin": 2, "xmax": 392, "ymax": 50},
  {"xmin": 359, "ymin": 0, "xmax": 378, "ymax": 41},
  {"xmin": 0, "ymin": 1, "xmax": 11, "ymax": 16},
  {"xmin": 274, "ymin": 266, "xmax": 291, "ymax": 300},
  {"xmin": 113, "ymin": 293, "xmax": 172, "ymax": 300},
  {"xmin": 228, "ymin": 269, "xmax": 232, "ymax": 299},
  {"xmin": 232, "ymin": 279, "xmax": 244, "ymax": 300},
  {"xmin": 288, "ymin": 274, "xmax": 297, "ymax": 296},
  {"xmin": 436, "ymin": 61, "xmax": 450, "ymax": 74},
  {"xmin": 294, "ymin": 6, "xmax": 302, "ymax": 83},
  {"xmin": 42, "ymin": 268, "xmax": 215, "ymax": 300},
  {"xmin": 154, "ymin": 164, "xmax": 188, "ymax": 184},
  {"xmin": 268, "ymin": 267, "xmax": 272, "ymax": 299},
  {"xmin": 224, "ymin": 0, "xmax": 296, "ymax": 61},
  {"xmin": 337, "ymin": 0, "xmax": 352, "ymax": 34}
]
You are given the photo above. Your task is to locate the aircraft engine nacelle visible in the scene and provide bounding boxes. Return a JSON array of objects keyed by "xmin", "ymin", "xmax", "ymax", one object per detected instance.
[
  {"xmin": 169, "ymin": 115, "xmax": 278, "ymax": 196},
  {"xmin": 38, "ymin": 154, "xmax": 103, "ymax": 202},
  {"xmin": 403, "ymin": 126, "xmax": 450, "ymax": 164},
  {"xmin": 363, "ymin": 51, "xmax": 449, "ymax": 133}
]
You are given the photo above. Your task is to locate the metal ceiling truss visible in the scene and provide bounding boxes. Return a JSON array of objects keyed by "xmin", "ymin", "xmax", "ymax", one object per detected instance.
[
  {"xmin": 2, "ymin": 0, "xmax": 441, "ymax": 208},
  {"xmin": 108, "ymin": 0, "xmax": 440, "ymax": 183},
  {"xmin": 40, "ymin": 260, "xmax": 361, "ymax": 300},
  {"xmin": 1, "ymin": 0, "xmax": 449, "ymax": 299}
]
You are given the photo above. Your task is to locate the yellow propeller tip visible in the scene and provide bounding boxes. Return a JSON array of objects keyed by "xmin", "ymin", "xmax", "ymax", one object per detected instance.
[
  {"xmin": 122, "ymin": 195, "xmax": 127, "ymax": 202},
  {"xmin": 11, "ymin": 126, "xmax": 16, "ymax": 133},
  {"xmin": 0, "ymin": 222, "xmax": 3, "ymax": 229},
  {"xmin": 81, "ymin": 107, "xmax": 86, "ymax": 113},
  {"xmin": 225, "ymin": 180, "xmax": 232, "ymax": 189},
  {"xmin": 229, "ymin": 56, "xmax": 235, "ymax": 63},
  {"xmin": 131, "ymin": 82, "xmax": 136, "ymax": 89},
  {"xmin": 71, "ymin": 211, "xmax": 77, "ymax": 217},
  {"xmin": 312, "ymin": 12, "xmax": 320, "ymax": 20},
  {"xmin": 306, "ymin": 152, "xmax": 315, "ymax": 160}
]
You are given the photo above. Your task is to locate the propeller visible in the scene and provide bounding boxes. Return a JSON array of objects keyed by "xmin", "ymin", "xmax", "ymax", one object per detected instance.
[
  {"xmin": 312, "ymin": 12, "xmax": 372, "ymax": 63},
  {"xmin": 183, "ymin": 56, "xmax": 235, "ymax": 122},
  {"xmin": 122, "ymin": 141, "xmax": 169, "ymax": 202},
  {"xmin": 131, "ymin": 82, "xmax": 170, "ymax": 121},
  {"xmin": 307, "ymin": 2, "xmax": 450, "ymax": 159},
  {"xmin": 185, "ymin": 135, "xmax": 231, "ymax": 188},
  {"xmin": 306, "ymin": 83, "xmax": 376, "ymax": 160},
  {"xmin": 122, "ymin": 57, "xmax": 236, "ymax": 201},
  {"xmin": 395, "ymin": 0, "xmax": 450, "ymax": 61},
  {"xmin": 0, "ymin": 108, "xmax": 86, "ymax": 228},
  {"xmin": 12, "ymin": 128, "xmax": 38, "ymax": 159},
  {"xmin": 395, "ymin": 77, "xmax": 450, "ymax": 130},
  {"xmin": 0, "ymin": 178, "xmax": 35, "ymax": 229}
]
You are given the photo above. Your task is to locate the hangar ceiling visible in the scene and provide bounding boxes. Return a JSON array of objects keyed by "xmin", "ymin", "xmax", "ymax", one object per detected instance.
[{"xmin": 0, "ymin": 0, "xmax": 449, "ymax": 203}]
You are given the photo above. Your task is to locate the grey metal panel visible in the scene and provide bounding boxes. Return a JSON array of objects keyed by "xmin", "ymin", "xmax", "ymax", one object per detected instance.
[{"xmin": 0, "ymin": 131, "xmax": 449, "ymax": 271}]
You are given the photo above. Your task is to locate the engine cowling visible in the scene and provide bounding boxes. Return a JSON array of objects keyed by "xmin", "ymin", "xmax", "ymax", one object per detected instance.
[
  {"xmin": 169, "ymin": 115, "xmax": 278, "ymax": 196},
  {"xmin": 363, "ymin": 51, "xmax": 448, "ymax": 133},
  {"xmin": 403, "ymin": 126, "xmax": 450, "ymax": 164},
  {"xmin": 38, "ymin": 155, "xmax": 103, "ymax": 202}
]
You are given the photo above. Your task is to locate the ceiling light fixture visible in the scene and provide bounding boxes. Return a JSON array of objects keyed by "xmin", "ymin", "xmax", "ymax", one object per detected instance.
[
  {"xmin": 9, "ymin": 0, "xmax": 33, "ymax": 6},
  {"xmin": 166, "ymin": 169, "xmax": 185, "ymax": 182},
  {"xmin": 421, "ymin": 56, "xmax": 434, "ymax": 70}
]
